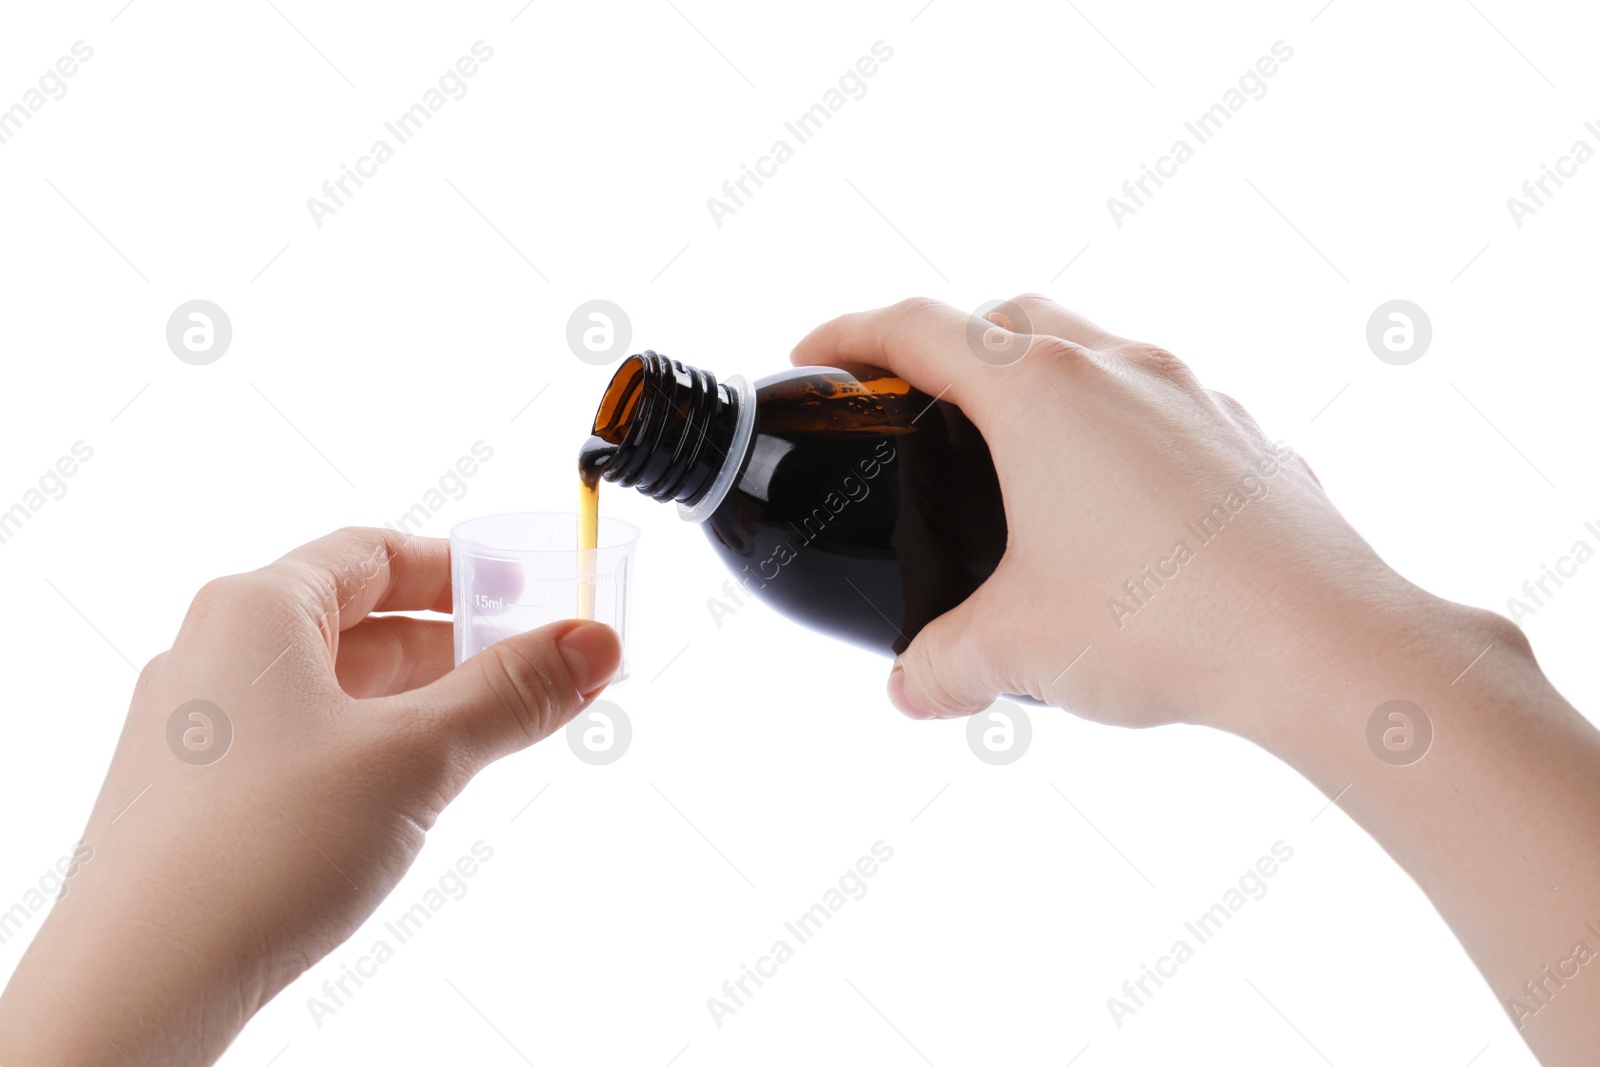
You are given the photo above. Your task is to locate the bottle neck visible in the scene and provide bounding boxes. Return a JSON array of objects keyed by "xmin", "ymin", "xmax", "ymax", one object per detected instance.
[{"xmin": 589, "ymin": 352, "xmax": 751, "ymax": 516}]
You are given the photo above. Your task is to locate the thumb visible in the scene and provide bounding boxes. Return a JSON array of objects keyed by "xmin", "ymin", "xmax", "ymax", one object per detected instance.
[
  {"xmin": 887, "ymin": 601, "xmax": 999, "ymax": 720},
  {"xmin": 413, "ymin": 619, "xmax": 622, "ymax": 770}
]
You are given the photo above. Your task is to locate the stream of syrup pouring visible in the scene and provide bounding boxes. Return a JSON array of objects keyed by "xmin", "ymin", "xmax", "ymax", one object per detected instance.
[
  {"xmin": 578, "ymin": 359, "xmax": 642, "ymax": 621},
  {"xmin": 576, "ymin": 437, "xmax": 615, "ymax": 620}
]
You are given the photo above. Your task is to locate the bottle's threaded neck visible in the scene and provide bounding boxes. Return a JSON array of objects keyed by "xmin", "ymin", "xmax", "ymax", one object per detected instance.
[{"xmin": 589, "ymin": 351, "xmax": 741, "ymax": 508}]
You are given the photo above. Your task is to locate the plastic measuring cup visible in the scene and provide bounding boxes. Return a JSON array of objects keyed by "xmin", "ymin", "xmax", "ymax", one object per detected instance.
[{"xmin": 449, "ymin": 511, "xmax": 640, "ymax": 680}]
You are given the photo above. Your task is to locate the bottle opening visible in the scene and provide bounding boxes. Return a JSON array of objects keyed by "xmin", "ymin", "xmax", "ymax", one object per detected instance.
[
  {"xmin": 593, "ymin": 356, "xmax": 647, "ymax": 444},
  {"xmin": 582, "ymin": 351, "xmax": 747, "ymax": 512}
]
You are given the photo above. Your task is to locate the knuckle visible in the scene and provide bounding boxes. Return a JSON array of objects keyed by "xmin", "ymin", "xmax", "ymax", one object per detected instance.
[
  {"xmin": 1007, "ymin": 292, "xmax": 1055, "ymax": 316},
  {"xmin": 978, "ymin": 297, "xmax": 1035, "ymax": 338},
  {"xmin": 188, "ymin": 572, "xmax": 275, "ymax": 617},
  {"xmin": 136, "ymin": 651, "xmax": 170, "ymax": 689},
  {"xmin": 906, "ymin": 627, "xmax": 992, "ymax": 717},
  {"xmin": 1015, "ymin": 335, "xmax": 1092, "ymax": 380},
  {"xmin": 1210, "ymin": 389, "xmax": 1245, "ymax": 415},
  {"xmin": 334, "ymin": 526, "xmax": 393, "ymax": 565},
  {"xmin": 1210, "ymin": 389, "xmax": 1266, "ymax": 433},
  {"xmin": 892, "ymin": 295, "xmax": 946, "ymax": 320},
  {"xmin": 1121, "ymin": 341, "xmax": 1181, "ymax": 367},
  {"xmin": 1027, "ymin": 335, "xmax": 1089, "ymax": 361},
  {"xmin": 1118, "ymin": 342, "xmax": 1196, "ymax": 383},
  {"xmin": 905, "ymin": 663, "xmax": 959, "ymax": 715},
  {"xmin": 183, "ymin": 572, "xmax": 302, "ymax": 646},
  {"xmin": 1476, "ymin": 606, "xmax": 1534, "ymax": 661},
  {"xmin": 275, "ymin": 558, "xmax": 342, "ymax": 613}
]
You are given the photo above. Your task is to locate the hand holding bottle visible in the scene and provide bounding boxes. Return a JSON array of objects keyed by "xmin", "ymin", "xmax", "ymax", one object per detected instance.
[
  {"xmin": 792, "ymin": 294, "xmax": 1503, "ymax": 733},
  {"xmin": 797, "ymin": 296, "xmax": 1600, "ymax": 1065}
]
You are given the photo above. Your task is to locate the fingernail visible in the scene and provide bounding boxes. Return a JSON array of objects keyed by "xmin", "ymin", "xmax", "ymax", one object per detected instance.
[
  {"xmin": 888, "ymin": 660, "xmax": 936, "ymax": 720},
  {"xmin": 557, "ymin": 622, "xmax": 621, "ymax": 696}
]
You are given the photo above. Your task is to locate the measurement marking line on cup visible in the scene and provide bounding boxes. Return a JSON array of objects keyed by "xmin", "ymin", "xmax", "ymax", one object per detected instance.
[{"xmin": 472, "ymin": 604, "xmax": 555, "ymax": 688}]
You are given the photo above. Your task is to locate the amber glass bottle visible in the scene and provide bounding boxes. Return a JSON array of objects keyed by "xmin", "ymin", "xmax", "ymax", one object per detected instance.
[{"xmin": 581, "ymin": 351, "xmax": 1006, "ymax": 656}]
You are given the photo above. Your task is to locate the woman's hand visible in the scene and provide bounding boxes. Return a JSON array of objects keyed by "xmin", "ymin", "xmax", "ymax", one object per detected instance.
[
  {"xmin": 0, "ymin": 527, "xmax": 620, "ymax": 1066},
  {"xmin": 797, "ymin": 297, "xmax": 1600, "ymax": 1067},
  {"xmin": 792, "ymin": 294, "xmax": 1489, "ymax": 734}
]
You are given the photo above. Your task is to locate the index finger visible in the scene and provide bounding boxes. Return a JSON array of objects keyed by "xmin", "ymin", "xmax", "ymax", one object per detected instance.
[
  {"xmin": 789, "ymin": 297, "xmax": 1015, "ymax": 415},
  {"xmin": 270, "ymin": 527, "xmax": 453, "ymax": 632}
]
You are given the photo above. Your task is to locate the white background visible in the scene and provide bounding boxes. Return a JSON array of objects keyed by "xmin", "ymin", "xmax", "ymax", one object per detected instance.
[{"xmin": 1, "ymin": 1, "xmax": 1596, "ymax": 1064}]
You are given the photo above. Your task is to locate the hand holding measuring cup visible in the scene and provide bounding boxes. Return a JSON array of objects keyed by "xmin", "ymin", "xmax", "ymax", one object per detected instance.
[{"xmin": 0, "ymin": 527, "xmax": 620, "ymax": 1065}]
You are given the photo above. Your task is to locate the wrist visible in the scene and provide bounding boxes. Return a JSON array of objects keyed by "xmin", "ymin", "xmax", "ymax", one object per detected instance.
[
  {"xmin": 0, "ymin": 892, "xmax": 261, "ymax": 1065},
  {"xmin": 1221, "ymin": 587, "xmax": 1532, "ymax": 775}
]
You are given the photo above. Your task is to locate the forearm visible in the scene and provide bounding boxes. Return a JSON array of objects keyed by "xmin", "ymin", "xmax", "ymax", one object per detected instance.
[
  {"xmin": 1236, "ymin": 597, "xmax": 1600, "ymax": 1064},
  {"xmin": 0, "ymin": 899, "xmax": 258, "ymax": 1066}
]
